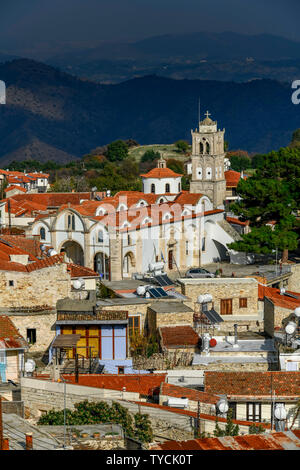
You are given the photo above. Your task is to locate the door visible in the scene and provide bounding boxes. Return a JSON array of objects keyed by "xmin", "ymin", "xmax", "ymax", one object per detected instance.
[{"xmin": 168, "ymin": 250, "xmax": 173, "ymax": 270}]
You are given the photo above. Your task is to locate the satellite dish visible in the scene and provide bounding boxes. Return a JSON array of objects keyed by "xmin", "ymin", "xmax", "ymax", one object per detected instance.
[
  {"xmin": 294, "ymin": 307, "xmax": 300, "ymax": 317},
  {"xmin": 280, "ymin": 288, "xmax": 286, "ymax": 295},
  {"xmin": 285, "ymin": 322, "xmax": 296, "ymax": 335},
  {"xmin": 136, "ymin": 286, "xmax": 146, "ymax": 296},
  {"xmin": 48, "ymin": 249, "xmax": 57, "ymax": 257},
  {"xmin": 217, "ymin": 398, "xmax": 229, "ymax": 414},
  {"xmin": 274, "ymin": 404, "xmax": 287, "ymax": 421},
  {"xmin": 73, "ymin": 280, "xmax": 82, "ymax": 290},
  {"xmin": 25, "ymin": 359, "xmax": 36, "ymax": 373}
]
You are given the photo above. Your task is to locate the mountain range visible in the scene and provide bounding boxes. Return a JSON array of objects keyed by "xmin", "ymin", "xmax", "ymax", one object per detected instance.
[{"xmin": 0, "ymin": 58, "xmax": 298, "ymax": 165}]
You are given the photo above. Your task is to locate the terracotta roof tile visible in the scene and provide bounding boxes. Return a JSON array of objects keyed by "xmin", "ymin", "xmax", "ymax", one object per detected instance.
[
  {"xmin": 0, "ymin": 316, "xmax": 28, "ymax": 349},
  {"xmin": 140, "ymin": 168, "xmax": 182, "ymax": 179},
  {"xmin": 205, "ymin": 371, "xmax": 300, "ymax": 397},
  {"xmin": 160, "ymin": 326, "xmax": 200, "ymax": 348},
  {"xmin": 161, "ymin": 383, "xmax": 219, "ymax": 405},
  {"xmin": 258, "ymin": 285, "xmax": 300, "ymax": 310},
  {"xmin": 62, "ymin": 373, "xmax": 167, "ymax": 396}
]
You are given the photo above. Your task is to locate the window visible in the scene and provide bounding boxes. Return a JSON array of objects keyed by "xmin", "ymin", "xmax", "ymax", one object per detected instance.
[
  {"xmin": 40, "ymin": 227, "xmax": 46, "ymax": 240},
  {"xmin": 202, "ymin": 237, "xmax": 206, "ymax": 251},
  {"xmin": 185, "ymin": 241, "xmax": 189, "ymax": 255},
  {"xmin": 178, "ymin": 183, "xmax": 181, "ymax": 192},
  {"xmin": 165, "ymin": 183, "xmax": 170, "ymax": 193},
  {"xmin": 98, "ymin": 230, "xmax": 104, "ymax": 243},
  {"xmin": 220, "ymin": 299, "xmax": 232, "ymax": 315},
  {"xmin": 239, "ymin": 298, "xmax": 248, "ymax": 308},
  {"xmin": 127, "ymin": 234, "xmax": 131, "ymax": 246},
  {"xmin": 8, "ymin": 280, "xmax": 14, "ymax": 287},
  {"xmin": 27, "ymin": 329, "xmax": 36, "ymax": 345},
  {"xmin": 118, "ymin": 366, "xmax": 125, "ymax": 375},
  {"xmin": 246, "ymin": 403, "xmax": 261, "ymax": 422},
  {"xmin": 151, "ymin": 184, "xmax": 155, "ymax": 193},
  {"xmin": 128, "ymin": 316, "xmax": 140, "ymax": 338},
  {"xmin": 0, "ymin": 351, "xmax": 6, "ymax": 364},
  {"xmin": 67, "ymin": 214, "xmax": 75, "ymax": 230},
  {"xmin": 228, "ymin": 402, "xmax": 237, "ymax": 420}
]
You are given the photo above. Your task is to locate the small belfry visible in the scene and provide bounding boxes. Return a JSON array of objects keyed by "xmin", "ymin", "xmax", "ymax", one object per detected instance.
[{"xmin": 190, "ymin": 111, "xmax": 226, "ymax": 209}]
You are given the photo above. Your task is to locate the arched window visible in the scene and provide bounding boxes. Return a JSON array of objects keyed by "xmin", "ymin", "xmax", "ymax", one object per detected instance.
[
  {"xmin": 40, "ymin": 227, "xmax": 46, "ymax": 240},
  {"xmin": 178, "ymin": 182, "xmax": 181, "ymax": 192},
  {"xmin": 98, "ymin": 230, "xmax": 104, "ymax": 243},
  {"xmin": 165, "ymin": 183, "xmax": 170, "ymax": 193},
  {"xmin": 151, "ymin": 184, "xmax": 155, "ymax": 194},
  {"xmin": 206, "ymin": 142, "xmax": 210, "ymax": 154},
  {"xmin": 200, "ymin": 142, "xmax": 204, "ymax": 154}
]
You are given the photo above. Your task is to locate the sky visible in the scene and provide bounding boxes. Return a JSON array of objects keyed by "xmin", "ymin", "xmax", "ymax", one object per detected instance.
[{"xmin": 0, "ymin": 0, "xmax": 299, "ymax": 53}]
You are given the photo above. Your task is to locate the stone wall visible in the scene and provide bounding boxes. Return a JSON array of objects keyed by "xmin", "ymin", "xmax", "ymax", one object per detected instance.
[
  {"xmin": 148, "ymin": 309, "xmax": 194, "ymax": 332},
  {"xmin": 0, "ymin": 264, "xmax": 71, "ymax": 309},
  {"xmin": 7, "ymin": 310, "xmax": 56, "ymax": 353},
  {"xmin": 21, "ymin": 377, "xmax": 139, "ymax": 417},
  {"xmin": 287, "ymin": 264, "xmax": 300, "ymax": 293}
]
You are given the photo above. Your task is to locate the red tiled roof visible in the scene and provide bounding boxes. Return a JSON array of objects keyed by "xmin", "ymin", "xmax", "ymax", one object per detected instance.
[
  {"xmin": 67, "ymin": 263, "xmax": 98, "ymax": 278},
  {"xmin": 225, "ymin": 170, "xmax": 242, "ymax": 187},
  {"xmin": 3, "ymin": 192, "xmax": 104, "ymax": 208},
  {"xmin": 0, "ymin": 316, "xmax": 28, "ymax": 349},
  {"xmin": 62, "ymin": 373, "xmax": 167, "ymax": 396},
  {"xmin": 160, "ymin": 326, "xmax": 200, "ymax": 348},
  {"xmin": 205, "ymin": 371, "xmax": 300, "ymax": 398},
  {"xmin": 26, "ymin": 173, "xmax": 49, "ymax": 178},
  {"xmin": 0, "ymin": 235, "xmax": 42, "ymax": 258},
  {"xmin": 226, "ymin": 216, "xmax": 248, "ymax": 226},
  {"xmin": 0, "ymin": 253, "xmax": 65, "ymax": 272},
  {"xmin": 161, "ymin": 383, "xmax": 219, "ymax": 405},
  {"xmin": 0, "ymin": 239, "xmax": 38, "ymax": 262},
  {"xmin": 151, "ymin": 431, "xmax": 300, "ymax": 450},
  {"xmin": 258, "ymin": 285, "xmax": 300, "ymax": 310},
  {"xmin": 140, "ymin": 168, "xmax": 182, "ymax": 179},
  {"xmin": 5, "ymin": 185, "xmax": 27, "ymax": 193}
]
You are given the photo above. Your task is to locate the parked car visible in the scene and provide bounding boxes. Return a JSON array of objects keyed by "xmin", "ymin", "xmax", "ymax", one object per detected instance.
[{"xmin": 185, "ymin": 268, "xmax": 215, "ymax": 278}]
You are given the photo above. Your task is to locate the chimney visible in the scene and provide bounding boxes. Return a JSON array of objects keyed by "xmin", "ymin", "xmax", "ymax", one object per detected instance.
[
  {"xmin": 233, "ymin": 324, "xmax": 239, "ymax": 348},
  {"xmin": 25, "ymin": 433, "xmax": 33, "ymax": 450}
]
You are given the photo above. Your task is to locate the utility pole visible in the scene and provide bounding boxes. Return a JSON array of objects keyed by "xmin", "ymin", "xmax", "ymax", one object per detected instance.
[{"xmin": 197, "ymin": 401, "xmax": 202, "ymax": 437}]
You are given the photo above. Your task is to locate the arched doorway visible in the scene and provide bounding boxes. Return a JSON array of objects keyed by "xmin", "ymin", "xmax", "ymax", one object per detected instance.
[
  {"xmin": 123, "ymin": 252, "xmax": 136, "ymax": 277},
  {"xmin": 94, "ymin": 252, "xmax": 110, "ymax": 280},
  {"xmin": 61, "ymin": 241, "xmax": 84, "ymax": 266}
]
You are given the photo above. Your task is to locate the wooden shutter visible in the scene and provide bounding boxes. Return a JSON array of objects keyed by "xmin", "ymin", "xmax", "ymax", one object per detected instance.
[{"xmin": 220, "ymin": 298, "xmax": 232, "ymax": 315}]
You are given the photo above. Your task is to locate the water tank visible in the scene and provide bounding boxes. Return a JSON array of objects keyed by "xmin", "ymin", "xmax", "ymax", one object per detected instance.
[
  {"xmin": 197, "ymin": 294, "xmax": 212, "ymax": 304},
  {"xmin": 167, "ymin": 397, "xmax": 189, "ymax": 409},
  {"xmin": 280, "ymin": 288, "xmax": 286, "ymax": 295},
  {"xmin": 285, "ymin": 321, "xmax": 297, "ymax": 335},
  {"xmin": 149, "ymin": 261, "xmax": 164, "ymax": 272},
  {"xmin": 25, "ymin": 359, "xmax": 36, "ymax": 373}
]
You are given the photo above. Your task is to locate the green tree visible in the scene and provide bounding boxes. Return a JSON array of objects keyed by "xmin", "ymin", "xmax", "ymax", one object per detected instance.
[
  {"xmin": 141, "ymin": 149, "xmax": 161, "ymax": 163},
  {"xmin": 228, "ymin": 147, "xmax": 300, "ymax": 263},
  {"xmin": 105, "ymin": 140, "xmax": 129, "ymax": 162},
  {"xmin": 175, "ymin": 140, "xmax": 189, "ymax": 154},
  {"xmin": 249, "ymin": 424, "xmax": 265, "ymax": 434},
  {"xmin": 214, "ymin": 409, "xmax": 239, "ymax": 437}
]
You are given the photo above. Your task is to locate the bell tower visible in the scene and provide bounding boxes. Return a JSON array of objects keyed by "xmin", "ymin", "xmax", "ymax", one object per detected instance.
[{"xmin": 190, "ymin": 111, "xmax": 226, "ymax": 209}]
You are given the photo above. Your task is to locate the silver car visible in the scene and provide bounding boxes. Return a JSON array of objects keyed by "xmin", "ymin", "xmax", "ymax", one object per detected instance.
[{"xmin": 185, "ymin": 268, "xmax": 215, "ymax": 278}]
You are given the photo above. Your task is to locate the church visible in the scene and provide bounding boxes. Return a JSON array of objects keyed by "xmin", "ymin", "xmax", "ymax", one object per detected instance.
[{"xmin": 26, "ymin": 112, "xmax": 240, "ymax": 280}]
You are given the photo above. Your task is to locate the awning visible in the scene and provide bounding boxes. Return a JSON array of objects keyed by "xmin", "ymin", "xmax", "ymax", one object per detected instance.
[{"xmin": 52, "ymin": 334, "xmax": 81, "ymax": 348}]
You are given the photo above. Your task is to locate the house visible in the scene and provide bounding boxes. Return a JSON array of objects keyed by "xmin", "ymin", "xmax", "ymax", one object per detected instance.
[
  {"xmin": 159, "ymin": 382, "xmax": 219, "ymax": 414},
  {"xmin": 178, "ymin": 277, "xmax": 263, "ymax": 333},
  {"xmin": 159, "ymin": 325, "xmax": 200, "ymax": 354},
  {"xmin": 0, "ymin": 316, "xmax": 28, "ymax": 383},
  {"xmin": 260, "ymin": 284, "xmax": 300, "ymax": 331},
  {"xmin": 204, "ymin": 371, "xmax": 300, "ymax": 430},
  {"xmin": 150, "ymin": 430, "xmax": 300, "ymax": 450}
]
